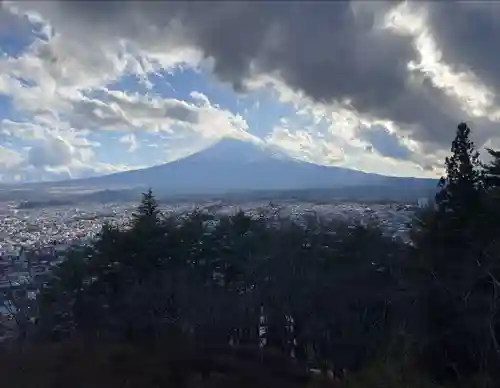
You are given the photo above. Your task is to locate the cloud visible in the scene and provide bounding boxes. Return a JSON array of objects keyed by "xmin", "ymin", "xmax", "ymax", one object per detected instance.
[
  {"xmin": 68, "ymin": 89, "xmax": 250, "ymax": 141},
  {"xmin": 357, "ymin": 124, "xmax": 413, "ymax": 161},
  {"xmin": 18, "ymin": 1, "xmax": 500, "ymax": 151},
  {"xmin": 6, "ymin": 1, "xmax": 473, "ymax": 147},
  {"xmin": 119, "ymin": 133, "xmax": 138, "ymax": 152},
  {"xmin": 28, "ymin": 135, "xmax": 73, "ymax": 167},
  {"xmin": 1, "ymin": 119, "xmax": 45, "ymax": 140},
  {"xmin": 2, "ymin": 1, "xmax": 500, "ymax": 180},
  {"xmin": 421, "ymin": 2, "xmax": 500, "ymax": 104},
  {"xmin": 0, "ymin": 117, "xmax": 118, "ymax": 181},
  {"xmin": 266, "ymin": 127, "xmax": 345, "ymax": 165},
  {"xmin": 0, "ymin": 1, "xmax": 253, "ymax": 181},
  {"xmin": 0, "ymin": 145, "xmax": 23, "ymax": 169}
]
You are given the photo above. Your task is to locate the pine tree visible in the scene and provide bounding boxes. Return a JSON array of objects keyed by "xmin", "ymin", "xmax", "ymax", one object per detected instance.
[
  {"xmin": 478, "ymin": 148, "xmax": 500, "ymax": 242},
  {"xmin": 411, "ymin": 123, "xmax": 500, "ymax": 383},
  {"xmin": 421, "ymin": 122, "xmax": 485, "ymax": 266},
  {"xmin": 132, "ymin": 188, "xmax": 160, "ymax": 226},
  {"xmin": 483, "ymin": 148, "xmax": 500, "ymax": 191},
  {"xmin": 426, "ymin": 122, "xmax": 487, "ymax": 266},
  {"xmin": 435, "ymin": 122, "xmax": 483, "ymax": 216}
]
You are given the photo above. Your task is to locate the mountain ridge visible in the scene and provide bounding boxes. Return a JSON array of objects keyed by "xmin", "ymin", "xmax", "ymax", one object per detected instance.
[{"xmin": 3, "ymin": 137, "xmax": 439, "ymax": 200}]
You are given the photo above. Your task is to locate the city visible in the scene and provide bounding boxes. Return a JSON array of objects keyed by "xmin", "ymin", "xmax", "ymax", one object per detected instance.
[
  {"xmin": 0, "ymin": 199, "xmax": 421, "ymax": 252},
  {"xmin": 0, "ymin": 197, "xmax": 422, "ymax": 323}
]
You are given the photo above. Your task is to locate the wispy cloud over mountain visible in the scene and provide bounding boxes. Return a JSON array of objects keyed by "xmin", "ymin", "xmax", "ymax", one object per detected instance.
[{"xmin": 0, "ymin": 1, "xmax": 499, "ymax": 182}]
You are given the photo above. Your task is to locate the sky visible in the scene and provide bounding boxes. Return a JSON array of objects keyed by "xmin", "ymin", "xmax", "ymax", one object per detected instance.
[{"xmin": 1, "ymin": 1, "xmax": 500, "ymax": 183}]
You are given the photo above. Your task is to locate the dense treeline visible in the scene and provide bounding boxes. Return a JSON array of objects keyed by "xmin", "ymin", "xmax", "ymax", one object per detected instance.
[
  {"xmin": 34, "ymin": 200, "xmax": 409, "ymax": 380},
  {"xmin": 4, "ymin": 122, "xmax": 500, "ymax": 387}
]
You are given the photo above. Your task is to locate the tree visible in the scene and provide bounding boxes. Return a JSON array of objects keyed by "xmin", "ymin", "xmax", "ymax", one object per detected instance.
[
  {"xmin": 435, "ymin": 122, "xmax": 483, "ymax": 217},
  {"xmin": 482, "ymin": 147, "xmax": 500, "ymax": 229},
  {"xmin": 36, "ymin": 248, "xmax": 91, "ymax": 341},
  {"xmin": 410, "ymin": 123, "xmax": 500, "ymax": 385},
  {"xmin": 483, "ymin": 148, "xmax": 500, "ymax": 190},
  {"xmin": 132, "ymin": 188, "xmax": 160, "ymax": 227},
  {"xmin": 32, "ymin": 190, "xmax": 412, "ymax": 381},
  {"xmin": 428, "ymin": 122, "xmax": 485, "ymax": 272}
]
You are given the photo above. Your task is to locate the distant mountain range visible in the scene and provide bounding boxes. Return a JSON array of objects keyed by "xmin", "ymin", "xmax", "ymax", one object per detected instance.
[{"xmin": 3, "ymin": 137, "xmax": 439, "ymax": 203}]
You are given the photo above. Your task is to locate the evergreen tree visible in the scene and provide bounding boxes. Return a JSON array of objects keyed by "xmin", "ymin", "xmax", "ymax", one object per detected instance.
[
  {"xmin": 413, "ymin": 123, "xmax": 485, "ymax": 284},
  {"xmin": 435, "ymin": 122, "xmax": 483, "ymax": 216},
  {"xmin": 410, "ymin": 123, "xmax": 500, "ymax": 385},
  {"xmin": 32, "ymin": 186, "xmax": 422, "ymax": 383},
  {"xmin": 428, "ymin": 122, "xmax": 485, "ymax": 270},
  {"xmin": 132, "ymin": 188, "xmax": 160, "ymax": 226},
  {"xmin": 483, "ymin": 148, "xmax": 500, "ymax": 195},
  {"xmin": 480, "ymin": 147, "xmax": 500, "ymax": 250}
]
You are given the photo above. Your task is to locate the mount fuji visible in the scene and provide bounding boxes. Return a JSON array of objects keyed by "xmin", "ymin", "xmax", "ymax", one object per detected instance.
[{"xmin": 44, "ymin": 136, "xmax": 437, "ymax": 197}]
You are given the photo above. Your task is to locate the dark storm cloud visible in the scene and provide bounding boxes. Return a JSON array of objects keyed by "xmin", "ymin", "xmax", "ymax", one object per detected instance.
[
  {"xmin": 12, "ymin": 1, "xmax": 500, "ymax": 149},
  {"xmin": 424, "ymin": 2, "xmax": 500, "ymax": 101}
]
